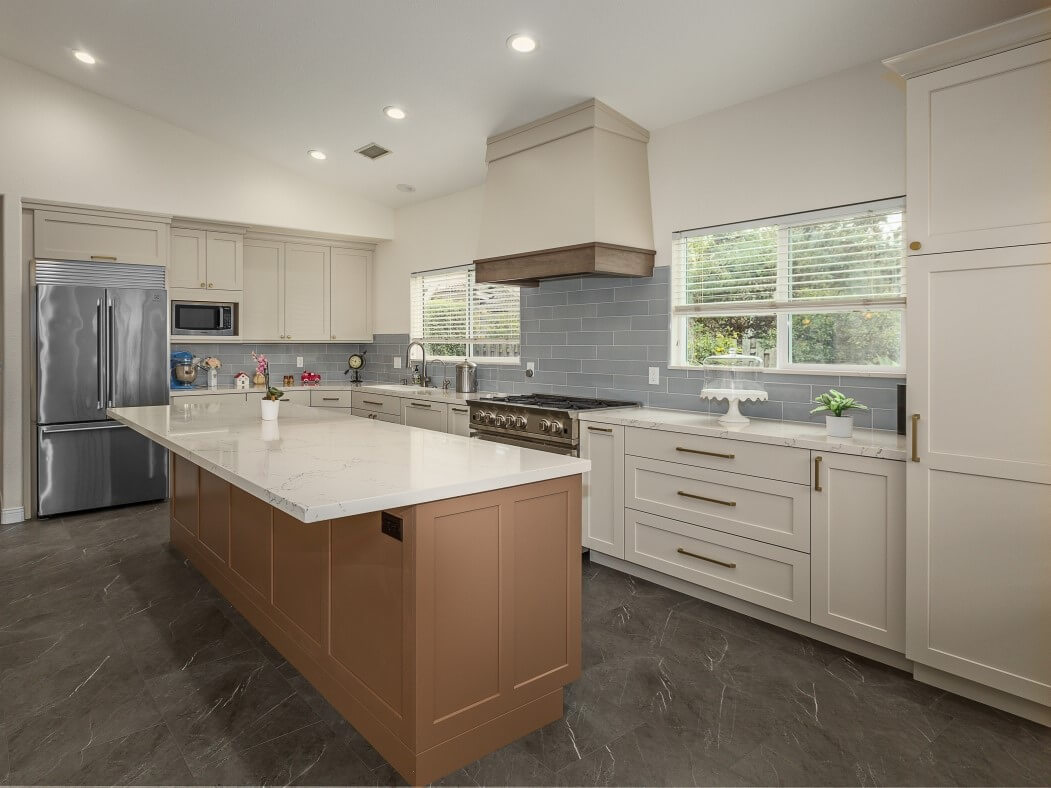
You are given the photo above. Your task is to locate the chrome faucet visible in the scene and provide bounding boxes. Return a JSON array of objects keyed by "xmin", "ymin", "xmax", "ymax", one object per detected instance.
[{"xmin": 405, "ymin": 341, "xmax": 429, "ymax": 387}]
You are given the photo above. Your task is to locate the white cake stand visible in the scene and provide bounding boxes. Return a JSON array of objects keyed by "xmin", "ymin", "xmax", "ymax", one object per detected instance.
[{"xmin": 699, "ymin": 388, "xmax": 768, "ymax": 425}]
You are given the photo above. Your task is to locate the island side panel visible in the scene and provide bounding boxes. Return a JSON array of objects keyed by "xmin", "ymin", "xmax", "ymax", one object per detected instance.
[
  {"xmin": 229, "ymin": 487, "xmax": 273, "ymax": 604},
  {"xmin": 170, "ymin": 454, "xmax": 198, "ymax": 542},
  {"xmin": 198, "ymin": 469, "xmax": 231, "ymax": 563}
]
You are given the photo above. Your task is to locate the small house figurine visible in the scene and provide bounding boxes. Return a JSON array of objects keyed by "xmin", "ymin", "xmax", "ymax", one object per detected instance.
[{"xmin": 234, "ymin": 371, "xmax": 250, "ymax": 391}]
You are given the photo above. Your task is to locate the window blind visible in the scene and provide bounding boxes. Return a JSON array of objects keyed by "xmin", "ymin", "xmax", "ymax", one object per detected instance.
[
  {"xmin": 410, "ymin": 265, "xmax": 520, "ymax": 345},
  {"xmin": 672, "ymin": 198, "xmax": 905, "ymax": 315}
]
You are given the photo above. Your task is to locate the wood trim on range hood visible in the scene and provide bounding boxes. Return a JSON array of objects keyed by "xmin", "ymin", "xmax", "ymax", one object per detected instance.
[{"xmin": 474, "ymin": 242, "xmax": 655, "ymax": 287}]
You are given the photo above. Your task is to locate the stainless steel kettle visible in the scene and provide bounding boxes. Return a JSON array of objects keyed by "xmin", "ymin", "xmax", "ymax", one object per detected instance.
[{"xmin": 454, "ymin": 358, "xmax": 477, "ymax": 393}]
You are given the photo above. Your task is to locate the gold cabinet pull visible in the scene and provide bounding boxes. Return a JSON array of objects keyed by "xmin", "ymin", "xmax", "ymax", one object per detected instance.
[
  {"xmin": 908, "ymin": 241, "xmax": 922, "ymax": 251},
  {"xmin": 451, "ymin": 407, "xmax": 467, "ymax": 414},
  {"xmin": 676, "ymin": 446, "xmax": 734, "ymax": 459},
  {"xmin": 322, "ymin": 397, "xmax": 340, "ymax": 402},
  {"xmin": 676, "ymin": 547, "xmax": 736, "ymax": 569},
  {"xmin": 361, "ymin": 400, "xmax": 383, "ymax": 406},
  {"xmin": 677, "ymin": 490, "xmax": 736, "ymax": 507},
  {"xmin": 90, "ymin": 255, "xmax": 118, "ymax": 261},
  {"xmin": 814, "ymin": 455, "xmax": 823, "ymax": 492},
  {"xmin": 588, "ymin": 426, "xmax": 612, "ymax": 433},
  {"xmin": 911, "ymin": 413, "xmax": 920, "ymax": 462},
  {"xmin": 208, "ymin": 283, "xmax": 214, "ymax": 288},
  {"xmin": 200, "ymin": 282, "xmax": 207, "ymax": 288},
  {"xmin": 409, "ymin": 402, "xmax": 432, "ymax": 408}
]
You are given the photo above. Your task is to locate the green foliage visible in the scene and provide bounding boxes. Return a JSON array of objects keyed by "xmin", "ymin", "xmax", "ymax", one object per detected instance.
[
  {"xmin": 264, "ymin": 386, "xmax": 284, "ymax": 402},
  {"xmin": 810, "ymin": 389, "xmax": 869, "ymax": 417},
  {"xmin": 686, "ymin": 315, "xmax": 776, "ymax": 366},
  {"xmin": 790, "ymin": 311, "xmax": 901, "ymax": 366}
]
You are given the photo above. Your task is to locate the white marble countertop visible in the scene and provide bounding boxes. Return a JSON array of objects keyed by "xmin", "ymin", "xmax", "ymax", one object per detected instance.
[
  {"xmin": 110, "ymin": 401, "xmax": 589, "ymax": 523},
  {"xmin": 169, "ymin": 383, "xmax": 496, "ymax": 406},
  {"xmin": 578, "ymin": 407, "xmax": 907, "ymax": 461}
]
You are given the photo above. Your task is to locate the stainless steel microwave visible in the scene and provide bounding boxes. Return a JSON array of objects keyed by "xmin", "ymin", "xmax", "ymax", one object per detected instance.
[{"xmin": 171, "ymin": 300, "xmax": 236, "ymax": 336}]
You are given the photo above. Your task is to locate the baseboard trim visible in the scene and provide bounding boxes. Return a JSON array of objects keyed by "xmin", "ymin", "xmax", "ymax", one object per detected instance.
[
  {"xmin": 914, "ymin": 664, "xmax": 1051, "ymax": 727},
  {"xmin": 1, "ymin": 507, "xmax": 25, "ymax": 524}
]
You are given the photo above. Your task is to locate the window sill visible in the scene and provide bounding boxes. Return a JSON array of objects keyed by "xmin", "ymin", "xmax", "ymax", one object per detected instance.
[{"xmin": 667, "ymin": 365, "xmax": 906, "ymax": 379}]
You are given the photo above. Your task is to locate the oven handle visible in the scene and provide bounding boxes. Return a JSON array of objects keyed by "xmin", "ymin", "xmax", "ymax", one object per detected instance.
[{"xmin": 470, "ymin": 431, "xmax": 577, "ymax": 456}]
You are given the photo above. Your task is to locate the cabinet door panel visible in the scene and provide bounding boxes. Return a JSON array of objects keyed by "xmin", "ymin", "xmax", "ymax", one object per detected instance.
[
  {"xmin": 906, "ymin": 41, "xmax": 1051, "ymax": 254},
  {"xmin": 35, "ymin": 210, "xmax": 169, "ymax": 266},
  {"xmin": 242, "ymin": 241, "xmax": 283, "ymax": 341},
  {"xmin": 811, "ymin": 453, "xmax": 904, "ymax": 651},
  {"xmin": 402, "ymin": 400, "xmax": 448, "ymax": 432},
  {"xmin": 284, "ymin": 244, "xmax": 329, "ymax": 340},
  {"xmin": 170, "ymin": 229, "xmax": 206, "ymax": 289},
  {"xmin": 205, "ymin": 232, "xmax": 243, "ymax": 291},
  {"xmin": 330, "ymin": 249, "xmax": 371, "ymax": 340},
  {"xmin": 580, "ymin": 423, "xmax": 624, "ymax": 557},
  {"xmin": 448, "ymin": 406, "xmax": 471, "ymax": 436}
]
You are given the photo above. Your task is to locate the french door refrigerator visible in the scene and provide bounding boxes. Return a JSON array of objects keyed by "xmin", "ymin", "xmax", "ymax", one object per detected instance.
[{"xmin": 34, "ymin": 261, "xmax": 169, "ymax": 516}]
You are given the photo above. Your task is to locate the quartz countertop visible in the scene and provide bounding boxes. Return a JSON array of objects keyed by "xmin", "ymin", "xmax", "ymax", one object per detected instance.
[
  {"xmin": 578, "ymin": 407, "xmax": 907, "ymax": 461},
  {"xmin": 169, "ymin": 383, "xmax": 496, "ymax": 406},
  {"xmin": 110, "ymin": 401, "xmax": 589, "ymax": 522}
]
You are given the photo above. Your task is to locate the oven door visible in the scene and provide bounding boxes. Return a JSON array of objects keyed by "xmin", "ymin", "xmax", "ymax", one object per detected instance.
[{"xmin": 471, "ymin": 431, "xmax": 577, "ymax": 456}]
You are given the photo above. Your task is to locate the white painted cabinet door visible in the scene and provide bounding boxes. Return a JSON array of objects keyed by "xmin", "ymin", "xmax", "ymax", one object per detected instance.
[
  {"xmin": 329, "ymin": 248, "xmax": 371, "ymax": 341},
  {"xmin": 242, "ymin": 241, "xmax": 284, "ymax": 341},
  {"xmin": 170, "ymin": 229, "xmax": 207, "ymax": 289},
  {"xmin": 205, "ymin": 232, "xmax": 243, "ymax": 291},
  {"xmin": 905, "ymin": 40, "xmax": 1051, "ymax": 255},
  {"xmin": 580, "ymin": 423, "xmax": 624, "ymax": 558},
  {"xmin": 448, "ymin": 406, "xmax": 471, "ymax": 436},
  {"xmin": 907, "ymin": 244, "xmax": 1051, "ymax": 705},
  {"xmin": 283, "ymin": 243, "xmax": 330, "ymax": 341},
  {"xmin": 34, "ymin": 210, "xmax": 170, "ymax": 266},
  {"xmin": 402, "ymin": 400, "xmax": 448, "ymax": 432},
  {"xmin": 811, "ymin": 453, "xmax": 905, "ymax": 651}
]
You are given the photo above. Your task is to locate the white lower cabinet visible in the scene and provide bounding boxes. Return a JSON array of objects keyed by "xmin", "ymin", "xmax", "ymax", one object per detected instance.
[
  {"xmin": 352, "ymin": 409, "xmax": 401, "ymax": 424},
  {"xmin": 402, "ymin": 399, "xmax": 448, "ymax": 432},
  {"xmin": 580, "ymin": 423, "xmax": 625, "ymax": 557},
  {"xmin": 277, "ymin": 390, "xmax": 310, "ymax": 405},
  {"xmin": 448, "ymin": 406, "xmax": 471, "ymax": 437},
  {"xmin": 811, "ymin": 453, "xmax": 906, "ymax": 651}
]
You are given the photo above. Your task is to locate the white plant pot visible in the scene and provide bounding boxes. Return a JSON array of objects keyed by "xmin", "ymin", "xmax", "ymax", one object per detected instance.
[
  {"xmin": 260, "ymin": 399, "xmax": 280, "ymax": 421},
  {"xmin": 207, "ymin": 368, "xmax": 218, "ymax": 390},
  {"xmin": 825, "ymin": 414, "xmax": 854, "ymax": 438}
]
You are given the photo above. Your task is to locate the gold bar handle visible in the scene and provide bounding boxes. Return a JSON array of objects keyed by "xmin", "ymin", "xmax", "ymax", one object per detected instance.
[
  {"xmin": 410, "ymin": 402, "xmax": 432, "ymax": 409},
  {"xmin": 361, "ymin": 400, "xmax": 383, "ymax": 406},
  {"xmin": 451, "ymin": 408, "xmax": 467, "ymax": 414},
  {"xmin": 322, "ymin": 397, "xmax": 340, "ymax": 401},
  {"xmin": 677, "ymin": 490, "xmax": 736, "ymax": 507},
  {"xmin": 677, "ymin": 547, "xmax": 736, "ymax": 569},
  {"xmin": 911, "ymin": 413, "xmax": 920, "ymax": 462},
  {"xmin": 676, "ymin": 446, "xmax": 734, "ymax": 459},
  {"xmin": 587, "ymin": 426, "xmax": 613, "ymax": 433},
  {"xmin": 90, "ymin": 254, "xmax": 118, "ymax": 261},
  {"xmin": 814, "ymin": 455, "xmax": 822, "ymax": 492}
]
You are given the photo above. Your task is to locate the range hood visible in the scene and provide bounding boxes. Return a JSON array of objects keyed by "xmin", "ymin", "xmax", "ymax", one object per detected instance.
[{"xmin": 474, "ymin": 99, "xmax": 655, "ymax": 286}]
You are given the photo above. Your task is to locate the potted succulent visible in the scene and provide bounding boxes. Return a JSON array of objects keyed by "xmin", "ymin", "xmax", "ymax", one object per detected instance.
[
  {"xmin": 811, "ymin": 389, "xmax": 868, "ymax": 438},
  {"xmin": 252, "ymin": 352, "xmax": 284, "ymax": 421}
]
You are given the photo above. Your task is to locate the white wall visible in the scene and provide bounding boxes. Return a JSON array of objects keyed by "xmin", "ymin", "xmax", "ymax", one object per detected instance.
[{"xmin": 373, "ymin": 186, "xmax": 485, "ymax": 335}]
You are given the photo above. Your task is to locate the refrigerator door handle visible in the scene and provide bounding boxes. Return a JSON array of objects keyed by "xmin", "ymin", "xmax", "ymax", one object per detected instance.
[
  {"xmin": 41, "ymin": 422, "xmax": 129, "ymax": 435},
  {"xmin": 107, "ymin": 298, "xmax": 115, "ymax": 408},
  {"xmin": 96, "ymin": 297, "xmax": 105, "ymax": 410}
]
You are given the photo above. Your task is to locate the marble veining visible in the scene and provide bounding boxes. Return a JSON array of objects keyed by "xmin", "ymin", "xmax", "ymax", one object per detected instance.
[
  {"xmin": 109, "ymin": 400, "xmax": 589, "ymax": 522},
  {"xmin": 579, "ymin": 407, "xmax": 908, "ymax": 461}
]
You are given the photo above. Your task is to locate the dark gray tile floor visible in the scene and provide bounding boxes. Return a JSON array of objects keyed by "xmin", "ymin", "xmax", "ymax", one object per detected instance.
[{"xmin": 1, "ymin": 503, "xmax": 1048, "ymax": 786}]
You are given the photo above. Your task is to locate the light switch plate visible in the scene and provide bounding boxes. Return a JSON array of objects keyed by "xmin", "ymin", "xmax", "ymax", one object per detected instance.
[
  {"xmin": 296, "ymin": 356, "xmax": 304, "ymax": 368},
  {"xmin": 393, "ymin": 356, "xmax": 402, "ymax": 369},
  {"xmin": 648, "ymin": 366, "xmax": 660, "ymax": 384}
]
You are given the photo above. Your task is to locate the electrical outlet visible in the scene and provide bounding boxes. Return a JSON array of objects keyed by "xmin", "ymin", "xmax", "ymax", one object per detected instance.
[
  {"xmin": 648, "ymin": 366, "xmax": 660, "ymax": 385},
  {"xmin": 296, "ymin": 356, "xmax": 304, "ymax": 368},
  {"xmin": 526, "ymin": 361, "xmax": 535, "ymax": 372},
  {"xmin": 393, "ymin": 356, "xmax": 402, "ymax": 369}
]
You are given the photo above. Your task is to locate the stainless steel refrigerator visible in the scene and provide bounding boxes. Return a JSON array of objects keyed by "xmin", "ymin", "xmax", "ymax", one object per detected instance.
[{"xmin": 34, "ymin": 260, "xmax": 169, "ymax": 516}]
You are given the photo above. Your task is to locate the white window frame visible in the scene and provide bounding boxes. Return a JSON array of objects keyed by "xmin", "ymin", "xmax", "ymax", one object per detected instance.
[
  {"xmin": 409, "ymin": 264, "xmax": 521, "ymax": 365},
  {"xmin": 671, "ymin": 198, "xmax": 906, "ymax": 375}
]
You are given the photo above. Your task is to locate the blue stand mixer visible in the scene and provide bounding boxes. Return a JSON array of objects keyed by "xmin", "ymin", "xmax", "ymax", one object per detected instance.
[{"xmin": 170, "ymin": 351, "xmax": 198, "ymax": 390}]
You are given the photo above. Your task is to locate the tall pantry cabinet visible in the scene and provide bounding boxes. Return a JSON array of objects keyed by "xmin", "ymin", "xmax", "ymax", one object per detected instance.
[{"xmin": 885, "ymin": 9, "xmax": 1051, "ymax": 719}]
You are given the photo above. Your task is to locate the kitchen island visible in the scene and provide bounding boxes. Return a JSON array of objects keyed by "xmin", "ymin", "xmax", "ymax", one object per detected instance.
[{"xmin": 109, "ymin": 400, "xmax": 589, "ymax": 785}]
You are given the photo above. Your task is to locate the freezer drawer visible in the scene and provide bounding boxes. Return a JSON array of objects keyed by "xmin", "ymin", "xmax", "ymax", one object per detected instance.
[{"xmin": 37, "ymin": 422, "xmax": 168, "ymax": 516}]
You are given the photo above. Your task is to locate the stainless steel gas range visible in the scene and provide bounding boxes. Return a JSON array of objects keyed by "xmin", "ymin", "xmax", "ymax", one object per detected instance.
[{"xmin": 467, "ymin": 393, "xmax": 639, "ymax": 455}]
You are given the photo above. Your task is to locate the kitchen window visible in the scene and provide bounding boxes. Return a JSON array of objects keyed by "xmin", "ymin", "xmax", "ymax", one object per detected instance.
[
  {"xmin": 410, "ymin": 265, "xmax": 521, "ymax": 362},
  {"xmin": 671, "ymin": 198, "xmax": 906, "ymax": 373}
]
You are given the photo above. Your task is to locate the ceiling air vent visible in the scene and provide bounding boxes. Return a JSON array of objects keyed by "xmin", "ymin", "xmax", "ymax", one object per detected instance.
[{"xmin": 355, "ymin": 142, "xmax": 391, "ymax": 160}]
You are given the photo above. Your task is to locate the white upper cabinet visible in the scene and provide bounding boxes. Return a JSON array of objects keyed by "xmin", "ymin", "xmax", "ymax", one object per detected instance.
[
  {"xmin": 170, "ymin": 229, "xmax": 207, "ymax": 289},
  {"xmin": 242, "ymin": 240, "xmax": 284, "ymax": 341},
  {"xmin": 283, "ymin": 243, "xmax": 330, "ymax": 341},
  {"xmin": 34, "ymin": 210, "xmax": 169, "ymax": 266},
  {"xmin": 170, "ymin": 228, "xmax": 244, "ymax": 292},
  {"xmin": 903, "ymin": 40, "xmax": 1051, "ymax": 255},
  {"xmin": 329, "ymin": 248, "xmax": 372, "ymax": 341},
  {"xmin": 811, "ymin": 453, "xmax": 905, "ymax": 652},
  {"xmin": 205, "ymin": 232, "xmax": 243, "ymax": 291}
]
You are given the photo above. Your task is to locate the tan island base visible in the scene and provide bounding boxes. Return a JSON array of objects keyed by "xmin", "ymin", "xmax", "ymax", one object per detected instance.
[{"xmin": 169, "ymin": 454, "xmax": 582, "ymax": 785}]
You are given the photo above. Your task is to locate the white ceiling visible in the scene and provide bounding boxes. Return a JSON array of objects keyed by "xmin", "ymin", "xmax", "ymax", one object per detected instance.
[{"xmin": 0, "ymin": 0, "xmax": 1043, "ymax": 208}]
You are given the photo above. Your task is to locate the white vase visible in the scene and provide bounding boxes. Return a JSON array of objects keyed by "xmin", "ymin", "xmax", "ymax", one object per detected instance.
[
  {"xmin": 825, "ymin": 414, "xmax": 854, "ymax": 438},
  {"xmin": 207, "ymin": 368, "xmax": 218, "ymax": 390},
  {"xmin": 260, "ymin": 399, "xmax": 280, "ymax": 421}
]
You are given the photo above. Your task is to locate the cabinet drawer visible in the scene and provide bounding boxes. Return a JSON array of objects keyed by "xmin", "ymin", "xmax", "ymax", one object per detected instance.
[
  {"xmin": 310, "ymin": 390, "xmax": 353, "ymax": 408},
  {"xmin": 626, "ymin": 427, "xmax": 810, "ymax": 484},
  {"xmin": 625, "ymin": 508, "xmax": 810, "ymax": 620},
  {"xmin": 278, "ymin": 390, "xmax": 311, "ymax": 405},
  {"xmin": 352, "ymin": 409, "xmax": 402, "ymax": 424},
  {"xmin": 626, "ymin": 456, "xmax": 810, "ymax": 551},
  {"xmin": 171, "ymin": 393, "xmax": 247, "ymax": 409},
  {"xmin": 350, "ymin": 391, "xmax": 401, "ymax": 416},
  {"xmin": 34, "ymin": 210, "xmax": 169, "ymax": 266}
]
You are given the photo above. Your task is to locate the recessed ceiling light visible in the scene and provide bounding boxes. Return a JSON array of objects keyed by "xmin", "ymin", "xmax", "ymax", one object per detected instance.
[
  {"xmin": 73, "ymin": 50, "xmax": 96, "ymax": 65},
  {"xmin": 308, "ymin": 149, "xmax": 327, "ymax": 160},
  {"xmin": 396, "ymin": 183, "xmax": 416, "ymax": 193},
  {"xmin": 383, "ymin": 106, "xmax": 406, "ymax": 120},
  {"xmin": 507, "ymin": 34, "xmax": 537, "ymax": 53}
]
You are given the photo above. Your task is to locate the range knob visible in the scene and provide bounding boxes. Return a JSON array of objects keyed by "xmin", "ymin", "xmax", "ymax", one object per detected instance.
[
  {"xmin": 494, "ymin": 414, "xmax": 507, "ymax": 428},
  {"xmin": 472, "ymin": 411, "xmax": 483, "ymax": 422},
  {"xmin": 539, "ymin": 418, "xmax": 550, "ymax": 433},
  {"xmin": 549, "ymin": 420, "xmax": 564, "ymax": 435},
  {"xmin": 482, "ymin": 411, "xmax": 494, "ymax": 425},
  {"xmin": 514, "ymin": 416, "xmax": 527, "ymax": 429}
]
